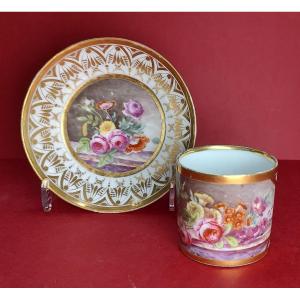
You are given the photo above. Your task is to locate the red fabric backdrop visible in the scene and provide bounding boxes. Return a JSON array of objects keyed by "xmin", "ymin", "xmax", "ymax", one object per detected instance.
[
  {"xmin": 1, "ymin": 13, "xmax": 300, "ymax": 288},
  {"xmin": 1, "ymin": 12, "xmax": 300, "ymax": 159}
]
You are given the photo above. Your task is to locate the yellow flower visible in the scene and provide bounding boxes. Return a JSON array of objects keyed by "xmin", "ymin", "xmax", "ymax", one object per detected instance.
[
  {"xmin": 186, "ymin": 201, "xmax": 204, "ymax": 224},
  {"xmin": 194, "ymin": 193, "xmax": 214, "ymax": 206},
  {"xmin": 99, "ymin": 121, "xmax": 116, "ymax": 135}
]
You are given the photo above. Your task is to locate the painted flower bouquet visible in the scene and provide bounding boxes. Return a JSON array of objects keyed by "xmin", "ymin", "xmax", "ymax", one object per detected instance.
[
  {"xmin": 76, "ymin": 98, "xmax": 152, "ymax": 168},
  {"xmin": 178, "ymin": 190, "xmax": 273, "ymax": 249}
]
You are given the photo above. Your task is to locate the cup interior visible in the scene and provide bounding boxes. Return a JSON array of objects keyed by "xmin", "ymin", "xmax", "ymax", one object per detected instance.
[{"xmin": 178, "ymin": 147, "xmax": 277, "ymax": 176}]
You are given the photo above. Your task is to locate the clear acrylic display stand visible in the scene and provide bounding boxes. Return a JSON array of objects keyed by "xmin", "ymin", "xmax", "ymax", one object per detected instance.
[
  {"xmin": 40, "ymin": 165, "xmax": 177, "ymax": 213},
  {"xmin": 41, "ymin": 178, "xmax": 53, "ymax": 212},
  {"xmin": 169, "ymin": 165, "xmax": 176, "ymax": 211}
]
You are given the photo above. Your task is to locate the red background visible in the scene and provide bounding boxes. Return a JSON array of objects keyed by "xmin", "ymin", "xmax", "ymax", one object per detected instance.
[
  {"xmin": 1, "ymin": 13, "xmax": 300, "ymax": 288},
  {"xmin": 0, "ymin": 12, "xmax": 300, "ymax": 160},
  {"xmin": 1, "ymin": 160, "xmax": 300, "ymax": 287}
]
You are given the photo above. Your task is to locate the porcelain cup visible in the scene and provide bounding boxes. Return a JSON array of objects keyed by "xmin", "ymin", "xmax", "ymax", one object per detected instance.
[{"xmin": 176, "ymin": 145, "xmax": 278, "ymax": 267}]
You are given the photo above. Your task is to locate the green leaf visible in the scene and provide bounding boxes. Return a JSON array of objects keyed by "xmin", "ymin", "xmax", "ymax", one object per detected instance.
[
  {"xmin": 109, "ymin": 149, "xmax": 117, "ymax": 155},
  {"xmin": 97, "ymin": 153, "xmax": 114, "ymax": 168},
  {"xmin": 133, "ymin": 123, "xmax": 144, "ymax": 131},
  {"xmin": 152, "ymin": 137, "xmax": 160, "ymax": 144},
  {"xmin": 119, "ymin": 117, "xmax": 130, "ymax": 130},
  {"xmin": 225, "ymin": 236, "xmax": 239, "ymax": 248},
  {"xmin": 77, "ymin": 116, "xmax": 88, "ymax": 122},
  {"xmin": 87, "ymin": 114, "xmax": 94, "ymax": 121},
  {"xmin": 77, "ymin": 137, "xmax": 90, "ymax": 153},
  {"xmin": 214, "ymin": 240, "xmax": 224, "ymax": 249},
  {"xmin": 92, "ymin": 115, "xmax": 100, "ymax": 127},
  {"xmin": 80, "ymin": 104, "xmax": 93, "ymax": 114},
  {"xmin": 118, "ymin": 117, "xmax": 145, "ymax": 136},
  {"xmin": 111, "ymin": 112, "xmax": 117, "ymax": 122},
  {"xmin": 132, "ymin": 123, "xmax": 140, "ymax": 129},
  {"xmin": 223, "ymin": 223, "xmax": 233, "ymax": 235}
]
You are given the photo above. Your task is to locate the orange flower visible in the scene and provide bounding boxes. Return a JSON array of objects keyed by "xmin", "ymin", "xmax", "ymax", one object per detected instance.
[
  {"xmin": 125, "ymin": 135, "xmax": 150, "ymax": 153},
  {"xmin": 225, "ymin": 208, "xmax": 234, "ymax": 217},
  {"xmin": 235, "ymin": 211, "xmax": 245, "ymax": 220},
  {"xmin": 225, "ymin": 216, "xmax": 233, "ymax": 224},
  {"xmin": 236, "ymin": 202, "xmax": 247, "ymax": 211},
  {"xmin": 96, "ymin": 100, "xmax": 116, "ymax": 110},
  {"xmin": 214, "ymin": 202, "xmax": 226, "ymax": 210},
  {"xmin": 223, "ymin": 202, "xmax": 247, "ymax": 229},
  {"xmin": 234, "ymin": 220, "xmax": 243, "ymax": 230}
]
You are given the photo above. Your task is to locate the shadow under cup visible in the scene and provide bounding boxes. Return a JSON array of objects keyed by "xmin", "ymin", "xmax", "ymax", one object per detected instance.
[{"xmin": 176, "ymin": 145, "xmax": 278, "ymax": 267}]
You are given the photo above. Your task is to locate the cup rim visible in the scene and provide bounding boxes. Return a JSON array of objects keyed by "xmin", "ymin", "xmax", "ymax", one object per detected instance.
[{"xmin": 176, "ymin": 145, "xmax": 278, "ymax": 184}]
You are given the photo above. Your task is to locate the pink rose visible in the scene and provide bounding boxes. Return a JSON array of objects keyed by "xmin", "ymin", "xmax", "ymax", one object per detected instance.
[
  {"xmin": 108, "ymin": 130, "xmax": 129, "ymax": 152},
  {"xmin": 194, "ymin": 219, "xmax": 223, "ymax": 244},
  {"xmin": 90, "ymin": 135, "xmax": 111, "ymax": 154},
  {"xmin": 252, "ymin": 197, "xmax": 267, "ymax": 216},
  {"xmin": 122, "ymin": 99, "xmax": 144, "ymax": 119}
]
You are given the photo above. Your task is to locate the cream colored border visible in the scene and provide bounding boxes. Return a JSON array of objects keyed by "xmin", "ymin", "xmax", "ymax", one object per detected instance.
[{"xmin": 21, "ymin": 37, "xmax": 196, "ymax": 213}]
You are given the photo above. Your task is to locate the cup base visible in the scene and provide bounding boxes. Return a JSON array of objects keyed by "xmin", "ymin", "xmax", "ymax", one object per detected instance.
[{"xmin": 179, "ymin": 239, "xmax": 270, "ymax": 267}]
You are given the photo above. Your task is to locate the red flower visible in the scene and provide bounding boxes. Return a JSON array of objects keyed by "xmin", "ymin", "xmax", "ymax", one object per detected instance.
[
  {"xmin": 194, "ymin": 219, "xmax": 224, "ymax": 244},
  {"xmin": 125, "ymin": 135, "xmax": 150, "ymax": 153}
]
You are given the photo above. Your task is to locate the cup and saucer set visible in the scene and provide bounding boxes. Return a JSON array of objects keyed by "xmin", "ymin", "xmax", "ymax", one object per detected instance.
[{"xmin": 21, "ymin": 38, "xmax": 278, "ymax": 267}]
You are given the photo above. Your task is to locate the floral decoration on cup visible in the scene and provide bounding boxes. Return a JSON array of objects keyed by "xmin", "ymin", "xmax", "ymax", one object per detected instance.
[{"xmin": 178, "ymin": 190, "xmax": 273, "ymax": 249}]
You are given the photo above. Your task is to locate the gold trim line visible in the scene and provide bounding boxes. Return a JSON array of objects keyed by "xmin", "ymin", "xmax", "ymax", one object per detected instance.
[
  {"xmin": 177, "ymin": 145, "xmax": 278, "ymax": 184},
  {"xmin": 179, "ymin": 243, "xmax": 269, "ymax": 267}
]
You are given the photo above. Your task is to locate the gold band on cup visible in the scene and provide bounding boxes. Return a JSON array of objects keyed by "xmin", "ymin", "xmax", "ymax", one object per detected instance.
[
  {"xmin": 179, "ymin": 242, "xmax": 269, "ymax": 267},
  {"xmin": 177, "ymin": 145, "xmax": 278, "ymax": 185}
]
